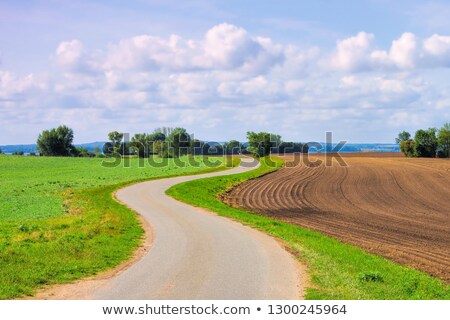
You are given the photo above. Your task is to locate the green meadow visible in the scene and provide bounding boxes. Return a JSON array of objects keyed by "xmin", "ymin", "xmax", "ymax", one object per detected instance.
[{"xmin": 0, "ymin": 154, "xmax": 226, "ymax": 299}]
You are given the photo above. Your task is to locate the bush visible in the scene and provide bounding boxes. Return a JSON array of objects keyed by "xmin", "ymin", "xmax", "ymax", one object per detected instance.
[{"xmin": 400, "ymin": 140, "xmax": 416, "ymax": 157}]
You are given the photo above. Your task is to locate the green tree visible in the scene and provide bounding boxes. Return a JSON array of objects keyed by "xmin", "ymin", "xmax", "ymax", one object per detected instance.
[
  {"xmin": 103, "ymin": 142, "xmax": 114, "ymax": 156},
  {"xmin": 149, "ymin": 131, "xmax": 166, "ymax": 142},
  {"xmin": 0, "ymin": 147, "xmax": 2, "ymax": 154},
  {"xmin": 190, "ymin": 139, "xmax": 206, "ymax": 155},
  {"xmin": 414, "ymin": 128, "xmax": 437, "ymax": 158},
  {"xmin": 148, "ymin": 131, "xmax": 166, "ymax": 154},
  {"xmin": 74, "ymin": 147, "xmax": 95, "ymax": 157},
  {"xmin": 395, "ymin": 131, "xmax": 411, "ymax": 144},
  {"xmin": 154, "ymin": 127, "xmax": 174, "ymax": 137},
  {"xmin": 93, "ymin": 146, "xmax": 100, "ymax": 154},
  {"xmin": 131, "ymin": 133, "xmax": 151, "ymax": 158},
  {"xmin": 166, "ymin": 127, "xmax": 191, "ymax": 157},
  {"xmin": 108, "ymin": 131, "xmax": 124, "ymax": 155},
  {"xmin": 437, "ymin": 123, "xmax": 450, "ymax": 158},
  {"xmin": 224, "ymin": 140, "xmax": 242, "ymax": 155},
  {"xmin": 152, "ymin": 140, "xmax": 166, "ymax": 157},
  {"xmin": 37, "ymin": 125, "xmax": 76, "ymax": 156},
  {"xmin": 400, "ymin": 140, "xmax": 416, "ymax": 157},
  {"xmin": 246, "ymin": 131, "xmax": 281, "ymax": 157}
]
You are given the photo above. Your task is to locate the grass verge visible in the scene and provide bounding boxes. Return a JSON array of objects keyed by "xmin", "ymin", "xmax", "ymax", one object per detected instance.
[
  {"xmin": 166, "ymin": 156, "xmax": 450, "ymax": 299},
  {"xmin": 0, "ymin": 156, "xmax": 234, "ymax": 299}
]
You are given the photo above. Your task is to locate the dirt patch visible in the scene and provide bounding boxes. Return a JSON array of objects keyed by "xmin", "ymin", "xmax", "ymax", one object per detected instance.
[{"xmin": 224, "ymin": 154, "xmax": 450, "ymax": 282}]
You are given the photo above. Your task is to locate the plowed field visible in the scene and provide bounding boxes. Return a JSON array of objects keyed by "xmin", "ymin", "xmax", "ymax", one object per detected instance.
[{"xmin": 224, "ymin": 153, "xmax": 450, "ymax": 282}]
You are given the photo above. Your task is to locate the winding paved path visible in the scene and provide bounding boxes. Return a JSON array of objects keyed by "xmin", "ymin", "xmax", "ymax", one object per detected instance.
[{"xmin": 51, "ymin": 158, "xmax": 301, "ymax": 299}]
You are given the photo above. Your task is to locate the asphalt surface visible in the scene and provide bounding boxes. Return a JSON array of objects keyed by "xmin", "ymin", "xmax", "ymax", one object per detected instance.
[{"xmin": 92, "ymin": 158, "xmax": 300, "ymax": 299}]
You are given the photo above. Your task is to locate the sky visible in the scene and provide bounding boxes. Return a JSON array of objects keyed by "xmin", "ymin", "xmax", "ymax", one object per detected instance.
[{"xmin": 1, "ymin": 0, "xmax": 450, "ymax": 144}]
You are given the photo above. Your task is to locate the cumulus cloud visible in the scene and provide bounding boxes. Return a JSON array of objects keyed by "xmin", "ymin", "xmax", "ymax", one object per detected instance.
[
  {"xmin": 56, "ymin": 40, "xmax": 99, "ymax": 74},
  {"xmin": 56, "ymin": 23, "xmax": 284, "ymax": 75},
  {"xmin": 423, "ymin": 34, "xmax": 450, "ymax": 66},
  {"xmin": 2, "ymin": 23, "xmax": 450, "ymax": 144},
  {"xmin": 204, "ymin": 24, "xmax": 259, "ymax": 68},
  {"xmin": 329, "ymin": 32, "xmax": 450, "ymax": 72},
  {"xmin": 329, "ymin": 32, "xmax": 375, "ymax": 72},
  {"xmin": 0, "ymin": 71, "xmax": 47, "ymax": 101},
  {"xmin": 55, "ymin": 26, "xmax": 450, "ymax": 78},
  {"xmin": 389, "ymin": 32, "xmax": 418, "ymax": 69},
  {"xmin": 104, "ymin": 34, "xmax": 204, "ymax": 71}
]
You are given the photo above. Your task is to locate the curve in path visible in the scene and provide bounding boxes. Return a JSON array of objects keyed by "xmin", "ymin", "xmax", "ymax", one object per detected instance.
[{"xmin": 55, "ymin": 157, "xmax": 301, "ymax": 300}]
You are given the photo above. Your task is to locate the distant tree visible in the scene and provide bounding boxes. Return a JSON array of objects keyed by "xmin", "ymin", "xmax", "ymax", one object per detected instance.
[
  {"xmin": 224, "ymin": 140, "xmax": 242, "ymax": 155},
  {"xmin": 190, "ymin": 139, "xmax": 204, "ymax": 155},
  {"xmin": 108, "ymin": 131, "xmax": 124, "ymax": 155},
  {"xmin": 201, "ymin": 142, "xmax": 212, "ymax": 155},
  {"xmin": 29, "ymin": 152, "xmax": 37, "ymax": 156},
  {"xmin": 400, "ymin": 140, "xmax": 416, "ymax": 157},
  {"xmin": 103, "ymin": 142, "xmax": 114, "ymax": 156},
  {"xmin": 154, "ymin": 127, "xmax": 174, "ymax": 137},
  {"xmin": 0, "ymin": 147, "xmax": 2, "ymax": 154},
  {"xmin": 118, "ymin": 142, "xmax": 133, "ymax": 156},
  {"xmin": 207, "ymin": 143, "xmax": 224, "ymax": 155},
  {"xmin": 37, "ymin": 125, "xmax": 76, "ymax": 156},
  {"xmin": 74, "ymin": 147, "xmax": 95, "ymax": 157},
  {"xmin": 93, "ymin": 146, "xmax": 100, "ymax": 154},
  {"xmin": 246, "ymin": 131, "xmax": 281, "ymax": 157},
  {"xmin": 395, "ymin": 131, "xmax": 411, "ymax": 144},
  {"xmin": 166, "ymin": 127, "xmax": 191, "ymax": 157},
  {"xmin": 437, "ymin": 123, "xmax": 450, "ymax": 158},
  {"xmin": 414, "ymin": 128, "xmax": 438, "ymax": 158},
  {"xmin": 149, "ymin": 131, "xmax": 166, "ymax": 142},
  {"xmin": 278, "ymin": 142, "xmax": 308, "ymax": 154},
  {"xmin": 131, "ymin": 133, "xmax": 152, "ymax": 158},
  {"xmin": 152, "ymin": 140, "xmax": 166, "ymax": 157},
  {"xmin": 148, "ymin": 131, "xmax": 166, "ymax": 154},
  {"xmin": 12, "ymin": 151, "xmax": 24, "ymax": 156}
]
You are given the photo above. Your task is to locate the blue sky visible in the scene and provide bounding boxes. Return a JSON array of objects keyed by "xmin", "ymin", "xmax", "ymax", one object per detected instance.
[{"xmin": 1, "ymin": 0, "xmax": 449, "ymax": 144}]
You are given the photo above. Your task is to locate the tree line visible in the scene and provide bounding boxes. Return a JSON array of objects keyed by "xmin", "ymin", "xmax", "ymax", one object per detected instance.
[
  {"xmin": 396, "ymin": 123, "xmax": 450, "ymax": 158},
  {"xmin": 32, "ymin": 125, "xmax": 308, "ymax": 158}
]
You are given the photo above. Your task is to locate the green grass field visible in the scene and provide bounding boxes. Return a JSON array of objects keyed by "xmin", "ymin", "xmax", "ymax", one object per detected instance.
[
  {"xmin": 0, "ymin": 154, "xmax": 228, "ymax": 299},
  {"xmin": 166, "ymin": 156, "xmax": 450, "ymax": 300}
]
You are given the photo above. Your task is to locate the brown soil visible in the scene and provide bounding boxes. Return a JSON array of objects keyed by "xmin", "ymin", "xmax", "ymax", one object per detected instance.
[{"xmin": 224, "ymin": 153, "xmax": 450, "ymax": 282}]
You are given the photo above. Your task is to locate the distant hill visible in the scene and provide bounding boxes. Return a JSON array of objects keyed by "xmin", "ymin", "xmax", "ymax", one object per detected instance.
[
  {"xmin": 0, "ymin": 142, "xmax": 107, "ymax": 154},
  {"xmin": 324, "ymin": 143, "xmax": 400, "ymax": 153},
  {"xmin": 0, "ymin": 141, "xmax": 400, "ymax": 155}
]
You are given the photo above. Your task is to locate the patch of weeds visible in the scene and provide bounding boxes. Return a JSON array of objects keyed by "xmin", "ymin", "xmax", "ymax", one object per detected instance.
[{"xmin": 358, "ymin": 271, "xmax": 384, "ymax": 283}]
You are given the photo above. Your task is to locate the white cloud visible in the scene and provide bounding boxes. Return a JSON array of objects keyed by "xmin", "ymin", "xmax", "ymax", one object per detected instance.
[
  {"xmin": 56, "ymin": 40, "xmax": 99, "ymax": 74},
  {"xmin": 204, "ymin": 23, "xmax": 259, "ymax": 68},
  {"xmin": 387, "ymin": 32, "xmax": 418, "ymax": 69},
  {"xmin": 329, "ymin": 32, "xmax": 450, "ymax": 72},
  {"xmin": 2, "ymin": 24, "xmax": 450, "ymax": 144},
  {"xmin": 56, "ymin": 23, "xmax": 284, "ymax": 76},
  {"xmin": 329, "ymin": 32, "xmax": 374, "ymax": 72},
  {"xmin": 0, "ymin": 71, "xmax": 47, "ymax": 100},
  {"xmin": 423, "ymin": 34, "xmax": 450, "ymax": 66},
  {"xmin": 104, "ymin": 34, "xmax": 204, "ymax": 71}
]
